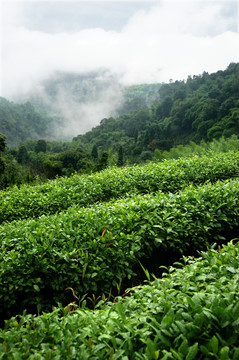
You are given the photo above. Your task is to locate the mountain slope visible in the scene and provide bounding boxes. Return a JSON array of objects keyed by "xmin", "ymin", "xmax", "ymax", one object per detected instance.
[
  {"xmin": 1, "ymin": 63, "xmax": 238, "ymax": 153},
  {"xmin": 0, "ymin": 71, "xmax": 161, "ymax": 146},
  {"xmin": 0, "ymin": 98, "xmax": 56, "ymax": 147},
  {"xmin": 74, "ymin": 63, "xmax": 239, "ymax": 161}
]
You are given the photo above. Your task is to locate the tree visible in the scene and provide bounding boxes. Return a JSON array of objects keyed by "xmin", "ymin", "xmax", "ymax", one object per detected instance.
[
  {"xmin": 144, "ymin": 129, "xmax": 151, "ymax": 146},
  {"xmin": 17, "ymin": 145, "xmax": 29, "ymax": 164},
  {"xmin": 0, "ymin": 154, "xmax": 24, "ymax": 188},
  {"xmin": 91, "ymin": 144, "xmax": 98, "ymax": 160},
  {"xmin": 140, "ymin": 150, "xmax": 153, "ymax": 162},
  {"xmin": 35, "ymin": 139, "xmax": 47, "ymax": 153},
  {"xmin": 155, "ymin": 96, "xmax": 173, "ymax": 119},
  {"xmin": 0, "ymin": 133, "xmax": 6, "ymax": 153},
  {"xmin": 43, "ymin": 159, "xmax": 63, "ymax": 179},
  {"xmin": 117, "ymin": 145, "xmax": 124, "ymax": 167},
  {"xmin": 0, "ymin": 133, "xmax": 6, "ymax": 176},
  {"xmin": 98, "ymin": 151, "xmax": 108, "ymax": 171},
  {"xmin": 133, "ymin": 128, "xmax": 138, "ymax": 143},
  {"xmin": 0, "ymin": 157, "xmax": 5, "ymax": 175}
]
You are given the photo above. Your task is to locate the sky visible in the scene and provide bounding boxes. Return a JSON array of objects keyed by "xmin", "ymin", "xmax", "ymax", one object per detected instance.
[{"xmin": 1, "ymin": 0, "xmax": 238, "ymax": 100}]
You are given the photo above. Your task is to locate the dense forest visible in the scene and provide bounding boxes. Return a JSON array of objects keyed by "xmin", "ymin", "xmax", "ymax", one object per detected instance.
[
  {"xmin": 0, "ymin": 76, "xmax": 162, "ymax": 147},
  {"xmin": 75, "ymin": 62, "xmax": 239, "ymax": 161},
  {"xmin": 0, "ymin": 98, "xmax": 56, "ymax": 147},
  {"xmin": 0, "ymin": 62, "xmax": 238, "ymax": 188}
]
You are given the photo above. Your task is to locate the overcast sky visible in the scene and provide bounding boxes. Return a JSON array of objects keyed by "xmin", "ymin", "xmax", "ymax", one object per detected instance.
[{"xmin": 1, "ymin": 0, "xmax": 239, "ymax": 98}]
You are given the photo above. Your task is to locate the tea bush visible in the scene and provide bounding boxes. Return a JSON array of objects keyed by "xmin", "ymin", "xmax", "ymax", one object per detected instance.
[
  {"xmin": 1, "ymin": 241, "xmax": 239, "ymax": 359},
  {"xmin": 0, "ymin": 179, "xmax": 239, "ymax": 319},
  {"xmin": 0, "ymin": 151, "xmax": 239, "ymax": 223}
]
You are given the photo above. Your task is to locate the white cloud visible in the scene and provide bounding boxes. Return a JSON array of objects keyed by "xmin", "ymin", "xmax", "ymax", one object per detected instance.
[
  {"xmin": 1, "ymin": 0, "xmax": 239, "ymax": 97},
  {"xmin": 122, "ymin": 2, "xmax": 236, "ymax": 37}
]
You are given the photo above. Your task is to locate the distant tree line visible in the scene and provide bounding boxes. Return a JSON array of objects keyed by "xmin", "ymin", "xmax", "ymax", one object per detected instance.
[{"xmin": 0, "ymin": 137, "xmax": 125, "ymax": 189}]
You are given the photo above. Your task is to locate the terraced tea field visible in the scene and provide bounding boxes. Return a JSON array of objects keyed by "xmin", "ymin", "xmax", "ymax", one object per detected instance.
[{"xmin": 0, "ymin": 152, "xmax": 239, "ymax": 359}]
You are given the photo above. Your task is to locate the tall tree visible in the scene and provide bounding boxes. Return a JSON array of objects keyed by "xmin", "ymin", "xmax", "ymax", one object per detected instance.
[
  {"xmin": 117, "ymin": 145, "xmax": 124, "ymax": 167},
  {"xmin": 0, "ymin": 134, "xmax": 6, "ymax": 175},
  {"xmin": 98, "ymin": 151, "xmax": 108, "ymax": 171},
  {"xmin": 0, "ymin": 133, "xmax": 6, "ymax": 153},
  {"xmin": 35, "ymin": 139, "xmax": 47, "ymax": 153},
  {"xmin": 17, "ymin": 145, "xmax": 29, "ymax": 164},
  {"xmin": 91, "ymin": 144, "xmax": 98, "ymax": 160}
]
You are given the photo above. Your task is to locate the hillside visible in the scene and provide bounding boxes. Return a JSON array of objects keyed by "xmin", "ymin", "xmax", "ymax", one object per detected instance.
[
  {"xmin": 0, "ymin": 63, "xmax": 239, "ymax": 189},
  {"xmin": 0, "ymin": 71, "xmax": 162, "ymax": 146},
  {"xmin": 75, "ymin": 63, "xmax": 239, "ymax": 162},
  {"xmin": 0, "ymin": 151, "xmax": 239, "ymax": 358},
  {"xmin": 0, "ymin": 98, "xmax": 56, "ymax": 147},
  {"xmin": 2, "ymin": 63, "xmax": 238, "ymax": 153}
]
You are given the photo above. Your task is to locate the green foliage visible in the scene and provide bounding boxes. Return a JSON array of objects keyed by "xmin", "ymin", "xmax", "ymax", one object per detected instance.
[
  {"xmin": 1, "ymin": 241, "xmax": 239, "ymax": 359},
  {"xmin": 1, "ymin": 140, "xmax": 94, "ymax": 187},
  {"xmin": 0, "ymin": 133, "xmax": 6, "ymax": 178},
  {"xmin": 91, "ymin": 144, "xmax": 98, "ymax": 159},
  {"xmin": 0, "ymin": 133, "xmax": 6, "ymax": 153},
  {"xmin": 0, "ymin": 178, "xmax": 239, "ymax": 317},
  {"xmin": 0, "ymin": 151, "xmax": 238, "ymax": 223},
  {"xmin": 52, "ymin": 147, "xmax": 92, "ymax": 175},
  {"xmin": 17, "ymin": 145, "xmax": 29, "ymax": 164},
  {"xmin": 0, "ymin": 158, "xmax": 5, "ymax": 176},
  {"xmin": 98, "ymin": 151, "xmax": 108, "ymax": 171},
  {"xmin": 76, "ymin": 63, "xmax": 239, "ymax": 162},
  {"xmin": 0, "ymin": 64, "xmax": 239, "ymax": 358},
  {"xmin": 43, "ymin": 159, "xmax": 63, "ymax": 179},
  {"xmin": 0, "ymin": 155, "xmax": 29, "ymax": 188},
  {"xmin": 153, "ymin": 135, "xmax": 239, "ymax": 161},
  {"xmin": 1, "ymin": 64, "xmax": 239, "ymax": 182},
  {"xmin": 35, "ymin": 139, "xmax": 47, "ymax": 153},
  {"xmin": 117, "ymin": 145, "xmax": 124, "ymax": 167},
  {"xmin": 0, "ymin": 98, "xmax": 52, "ymax": 147},
  {"xmin": 117, "ymin": 83, "xmax": 162, "ymax": 116}
]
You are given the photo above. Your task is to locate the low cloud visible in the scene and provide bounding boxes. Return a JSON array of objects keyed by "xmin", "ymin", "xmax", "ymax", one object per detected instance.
[
  {"xmin": 1, "ymin": 0, "xmax": 238, "ymax": 137},
  {"xmin": 30, "ymin": 70, "xmax": 124, "ymax": 138},
  {"xmin": 2, "ymin": 1, "xmax": 238, "ymax": 96}
]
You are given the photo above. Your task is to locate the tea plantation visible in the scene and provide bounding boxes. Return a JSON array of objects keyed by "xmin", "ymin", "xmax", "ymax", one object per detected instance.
[
  {"xmin": 0, "ymin": 151, "xmax": 239, "ymax": 224},
  {"xmin": 1, "ymin": 241, "xmax": 239, "ymax": 359},
  {"xmin": 0, "ymin": 152, "xmax": 239, "ymax": 359}
]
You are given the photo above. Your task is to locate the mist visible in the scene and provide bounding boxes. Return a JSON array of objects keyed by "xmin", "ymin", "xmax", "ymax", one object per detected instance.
[
  {"xmin": 22, "ymin": 70, "xmax": 125, "ymax": 139},
  {"xmin": 1, "ymin": 0, "xmax": 238, "ymax": 139}
]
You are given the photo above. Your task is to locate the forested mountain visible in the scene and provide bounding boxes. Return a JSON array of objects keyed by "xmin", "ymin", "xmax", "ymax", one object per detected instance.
[
  {"xmin": 0, "ymin": 63, "xmax": 238, "ymax": 188},
  {"xmin": 74, "ymin": 63, "xmax": 239, "ymax": 162},
  {"xmin": 0, "ymin": 98, "xmax": 56, "ymax": 147},
  {"xmin": 31, "ymin": 71, "xmax": 162, "ymax": 118},
  {"xmin": 117, "ymin": 83, "xmax": 162, "ymax": 115},
  {"xmin": 27, "ymin": 71, "xmax": 162, "ymax": 138},
  {"xmin": 1, "ymin": 63, "xmax": 238, "ymax": 154},
  {"xmin": 0, "ymin": 72, "xmax": 161, "ymax": 147}
]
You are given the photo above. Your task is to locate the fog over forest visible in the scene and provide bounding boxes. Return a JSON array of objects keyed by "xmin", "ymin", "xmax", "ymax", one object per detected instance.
[
  {"xmin": 21, "ymin": 70, "xmax": 125, "ymax": 138},
  {"xmin": 1, "ymin": 0, "xmax": 238, "ymax": 138}
]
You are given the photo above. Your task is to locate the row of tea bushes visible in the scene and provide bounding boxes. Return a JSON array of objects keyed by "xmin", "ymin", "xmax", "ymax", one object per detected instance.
[
  {"xmin": 1, "ymin": 179, "xmax": 239, "ymax": 319},
  {"xmin": 0, "ymin": 152, "xmax": 239, "ymax": 223},
  {"xmin": 1, "ymin": 241, "xmax": 239, "ymax": 359}
]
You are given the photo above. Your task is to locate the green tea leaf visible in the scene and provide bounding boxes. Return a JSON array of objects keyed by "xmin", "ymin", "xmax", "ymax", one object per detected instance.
[
  {"xmin": 210, "ymin": 336, "xmax": 218, "ymax": 354},
  {"xmin": 186, "ymin": 343, "xmax": 198, "ymax": 360},
  {"xmin": 219, "ymin": 346, "xmax": 230, "ymax": 360},
  {"xmin": 33, "ymin": 284, "xmax": 40, "ymax": 292}
]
